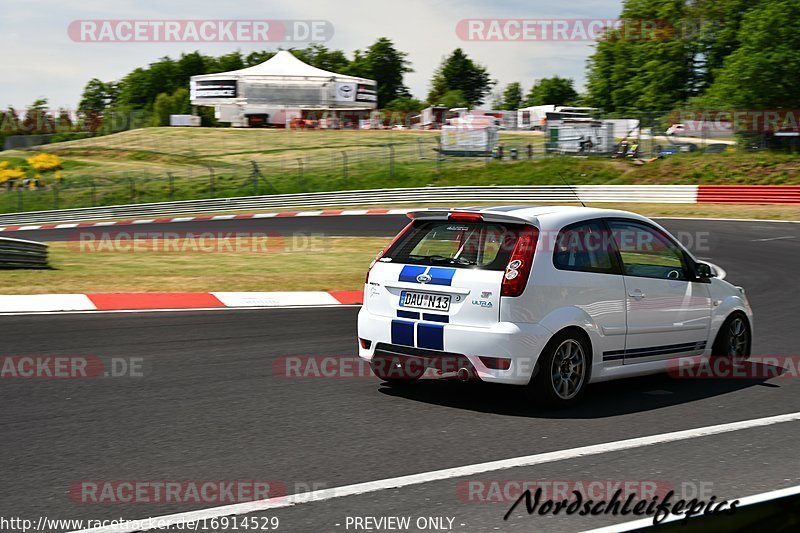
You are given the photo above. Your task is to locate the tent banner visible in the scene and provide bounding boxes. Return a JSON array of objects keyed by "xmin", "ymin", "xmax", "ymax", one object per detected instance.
[
  {"xmin": 355, "ymin": 84, "xmax": 377, "ymax": 103},
  {"xmin": 191, "ymin": 80, "xmax": 237, "ymax": 99}
]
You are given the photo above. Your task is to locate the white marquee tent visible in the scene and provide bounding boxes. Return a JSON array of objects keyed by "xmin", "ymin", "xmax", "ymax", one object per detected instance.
[{"xmin": 190, "ymin": 50, "xmax": 377, "ymax": 127}]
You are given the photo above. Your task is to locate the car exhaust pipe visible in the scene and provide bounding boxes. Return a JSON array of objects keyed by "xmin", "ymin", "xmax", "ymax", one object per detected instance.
[{"xmin": 457, "ymin": 367, "xmax": 474, "ymax": 382}]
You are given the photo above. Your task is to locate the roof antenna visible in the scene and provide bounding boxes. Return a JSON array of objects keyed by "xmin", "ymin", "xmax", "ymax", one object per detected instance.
[{"xmin": 557, "ymin": 172, "xmax": 586, "ymax": 207}]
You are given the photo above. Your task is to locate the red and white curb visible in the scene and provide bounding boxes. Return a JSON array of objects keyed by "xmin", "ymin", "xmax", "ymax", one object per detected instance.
[
  {"xmin": 0, "ymin": 208, "xmax": 412, "ymax": 233},
  {"xmin": 0, "ymin": 291, "xmax": 363, "ymax": 314},
  {"xmin": 1, "ymin": 185, "xmax": 799, "ymax": 233}
]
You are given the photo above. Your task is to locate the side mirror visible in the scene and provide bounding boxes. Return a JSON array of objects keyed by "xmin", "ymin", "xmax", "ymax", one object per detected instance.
[{"xmin": 695, "ymin": 262, "xmax": 713, "ymax": 280}]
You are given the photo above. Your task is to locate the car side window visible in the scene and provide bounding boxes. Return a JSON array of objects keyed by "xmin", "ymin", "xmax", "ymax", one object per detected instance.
[
  {"xmin": 553, "ymin": 220, "xmax": 617, "ymax": 274},
  {"xmin": 607, "ymin": 220, "xmax": 689, "ymax": 280}
]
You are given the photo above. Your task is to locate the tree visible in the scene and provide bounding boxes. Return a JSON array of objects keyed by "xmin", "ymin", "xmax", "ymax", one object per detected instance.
[
  {"xmin": 79, "ymin": 79, "xmax": 111, "ymax": 114},
  {"xmin": 525, "ymin": 77, "xmax": 579, "ymax": 107},
  {"xmin": 437, "ymin": 90, "xmax": 469, "ymax": 109},
  {"xmin": 428, "ymin": 48, "xmax": 493, "ymax": 107},
  {"xmin": 699, "ymin": 0, "xmax": 800, "ymax": 109},
  {"xmin": 177, "ymin": 52, "xmax": 211, "ymax": 85},
  {"xmin": 55, "ymin": 108, "xmax": 73, "ymax": 133},
  {"xmin": 683, "ymin": 0, "xmax": 764, "ymax": 94},
  {"xmin": 0, "ymin": 107, "xmax": 21, "ymax": 135},
  {"xmin": 215, "ymin": 51, "xmax": 245, "ymax": 72},
  {"xmin": 245, "ymin": 50, "xmax": 274, "ymax": 67},
  {"xmin": 152, "ymin": 88, "xmax": 191, "ymax": 126},
  {"xmin": 294, "ymin": 44, "xmax": 350, "ymax": 72},
  {"xmin": 22, "ymin": 98, "xmax": 52, "ymax": 134},
  {"xmin": 344, "ymin": 50, "xmax": 371, "ymax": 79},
  {"xmin": 582, "ymin": 0, "xmax": 767, "ymax": 115},
  {"xmin": 361, "ymin": 38, "xmax": 413, "ymax": 108},
  {"xmin": 499, "ymin": 82, "xmax": 523, "ymax": 110},
  {"xmin": 584, "ymin": 0, "xmax": 694, "ymax": 115},
  {"xmin": 384, "ymin": 96, "xmax": 425, "ymax": 111}
]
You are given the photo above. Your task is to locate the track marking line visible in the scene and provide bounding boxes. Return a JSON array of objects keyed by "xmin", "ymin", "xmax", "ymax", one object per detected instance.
[
  {"xmin": 654, "ymin": 216, "xmax": 799, "ymax": 224},
  {"xmin": 582, "ymin": 483, "xmax": 800, "ymax": 532},
  {"xmin": 0, "ymin": 304, "xmax": 361, "ymax": 317},
  {"xmin": 751, "ymin": 235, "xmax": 796, "ymax": 242},
  {"xmin": 69, "ymin": 411, "xmax": 800, "ymax": 533}
]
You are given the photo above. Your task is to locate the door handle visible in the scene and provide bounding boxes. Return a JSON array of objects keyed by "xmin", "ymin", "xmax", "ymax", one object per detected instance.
[{"xmin": 628, "ymin": 289, "xmax": 646, "ymax": 299}]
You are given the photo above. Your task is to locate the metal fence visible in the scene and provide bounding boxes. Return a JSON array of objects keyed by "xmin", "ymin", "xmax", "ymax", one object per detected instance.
[{"xmin": 0, "ymin": 137, "xmax": 544, "ymax": 214}]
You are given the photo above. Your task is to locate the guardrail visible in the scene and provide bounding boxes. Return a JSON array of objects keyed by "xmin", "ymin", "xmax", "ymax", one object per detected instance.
[
  {"xmin": 0, "ymin": 185, "xmax": 698, "ymax": 225},
  {"xmin": 0, "ymin": 237, "xmax": 49, "ymax": 268},
  {"xmin": 0, "ymin": 184, "xmax": 797, "ymax": 226}
]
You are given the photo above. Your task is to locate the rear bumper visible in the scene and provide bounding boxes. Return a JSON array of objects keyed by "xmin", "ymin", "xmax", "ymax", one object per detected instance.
[{"xmin": 357, "ymin": 308, "xmax": 553, "ymax": 385}]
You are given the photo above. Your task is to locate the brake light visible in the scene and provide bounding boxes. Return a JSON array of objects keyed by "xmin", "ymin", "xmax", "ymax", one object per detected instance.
[
  {"xmin": 501, "ymin": 226, "xmax": 539, "ymax": 297},
  {"xmin": 365, "ymin": 221, "xmax": 414, "ymax": 284},
  {"xmin": 448, "ymin": 212, "xmax": 483, "ymax": 222}
]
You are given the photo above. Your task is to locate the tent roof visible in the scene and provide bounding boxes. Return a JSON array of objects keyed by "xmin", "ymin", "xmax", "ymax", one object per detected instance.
[{"xmin": 192, "ymin": 50, "xmax": 374, "ymax": 83}]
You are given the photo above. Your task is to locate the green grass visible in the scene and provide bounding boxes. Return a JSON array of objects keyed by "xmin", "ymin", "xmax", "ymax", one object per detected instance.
[
  {"xmin": 0, "ymin": 236, "xmax": 387, "ymax": 294},
  {"xmin": 0, "ymin": 127, "xmax": 798, "ymax": 214}
]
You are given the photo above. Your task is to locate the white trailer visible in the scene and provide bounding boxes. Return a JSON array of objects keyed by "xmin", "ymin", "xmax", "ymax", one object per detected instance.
[{"xmin": 169, "ymin": 115, "xmax": 201, "ymax": 127}]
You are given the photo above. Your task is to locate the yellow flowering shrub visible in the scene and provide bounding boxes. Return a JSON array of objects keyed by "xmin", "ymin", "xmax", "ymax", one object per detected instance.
[
  {"xmin": 27, "ymin": 153, "xmax": 63, "ymax": 172},
  {"xmin": 0, "ymin": 166, "xmax": 26, "ymax": 184}
]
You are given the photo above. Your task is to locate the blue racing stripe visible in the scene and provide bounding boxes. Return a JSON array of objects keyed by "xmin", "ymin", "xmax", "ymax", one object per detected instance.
[
  {"xmin": 399, "ymin": 265, "xmax": 426, "ymax": 283},
  {"xmin": 417, "ymin": 323, "xmax": 444, "ymax": 351},
  {"xmin": 391, "ymin": 320, "xmax": 415, "ymax": 346},
  {"xmin": 397, "ymin": 310, "xmax": 420, "ymax": 320},
  {"xmin": 427, "ymin": 267, "xmax": 455, "ymax": 286},
  {"xmin": 422, "ymin": 313, "xmax": 449, "ymax": 323}
]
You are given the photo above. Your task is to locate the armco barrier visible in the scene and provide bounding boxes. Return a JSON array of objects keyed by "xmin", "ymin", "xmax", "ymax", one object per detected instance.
[
  {"xmin": 0, "ymin": 184, "xmax": 797, "ymax": 226},
  {"xmin": 0, "ymin": 185, "xmax": 698, "ymax": 226},
  {"xmin": 697, "ymin": 185, "xmax": 800, "ymax": 204},
  {"xmin": 0, "ymin": 237, "xmax": 49, "ymax": 268}
]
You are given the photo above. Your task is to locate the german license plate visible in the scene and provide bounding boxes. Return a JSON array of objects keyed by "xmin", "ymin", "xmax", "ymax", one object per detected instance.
[{"xmin": 399, "ymin": 291, "xmax": 451, "ymax": 311}]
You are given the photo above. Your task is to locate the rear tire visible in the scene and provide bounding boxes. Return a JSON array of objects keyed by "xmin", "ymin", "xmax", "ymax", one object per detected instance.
[
  {"xmin": 527, "ymin": 330, "xmax": 591, "ymax": 408},
  {"xmin": 712, "ymin": 313, "xmax": 751, "ymax": 361}
]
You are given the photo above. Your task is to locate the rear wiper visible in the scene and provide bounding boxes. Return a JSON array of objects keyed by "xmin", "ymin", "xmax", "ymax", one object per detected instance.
[{"xmin": 409, "ymin": 254, "xmax": 452, "ymax": 264}]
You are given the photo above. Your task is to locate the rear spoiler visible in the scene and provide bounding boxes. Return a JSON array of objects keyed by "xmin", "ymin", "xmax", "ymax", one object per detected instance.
[{"xmin": 407, "ymin": 209, "xmax": 538, "ymax": 226}]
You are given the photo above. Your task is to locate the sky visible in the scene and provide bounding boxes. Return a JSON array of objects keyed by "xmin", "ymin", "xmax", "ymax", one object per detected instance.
[{"xmin": 0, "ymin": 0, "xmax": 622, "ymax": 109}]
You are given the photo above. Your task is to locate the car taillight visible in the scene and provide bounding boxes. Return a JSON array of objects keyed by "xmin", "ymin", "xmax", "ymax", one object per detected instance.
[
  {"xmin": 365, "ymin": 221, "xmax": 414, "ymax": 284},
  {"xmin": 501, "ymin": 226, "xmax": 539, "ymax": 297},
  {"xmin": 448, "ymin": 212, "xmax": 483, "ymax": 222}
]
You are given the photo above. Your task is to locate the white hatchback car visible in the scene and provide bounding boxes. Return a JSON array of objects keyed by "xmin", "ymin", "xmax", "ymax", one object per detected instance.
[{"xmin": 357, "ymin": 206, "xmax": 753, "ymax": 406}]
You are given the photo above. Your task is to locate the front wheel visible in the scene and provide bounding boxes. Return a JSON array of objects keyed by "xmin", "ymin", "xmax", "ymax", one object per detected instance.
[
  {"xmin": 527, "ymin": 331, "xmax": 591, "ymax": 408},
  {"xmin": 712, "ymin": 313, "xmax": 751, "ymax": 361}
]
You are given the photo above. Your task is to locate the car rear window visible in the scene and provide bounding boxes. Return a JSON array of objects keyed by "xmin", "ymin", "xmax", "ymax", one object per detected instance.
[{"xmin": 384, "ymin": 220, "xmax": 526, "ymax": 270}]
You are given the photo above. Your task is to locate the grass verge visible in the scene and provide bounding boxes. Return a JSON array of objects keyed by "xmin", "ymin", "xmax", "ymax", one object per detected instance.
[
  {"xmin": 1, "ymin": 237, "xmax": 386, "ymax": 295},
  {"xmin": 0, "ymin": 127, "xmax": 798, "ymax": 214}
]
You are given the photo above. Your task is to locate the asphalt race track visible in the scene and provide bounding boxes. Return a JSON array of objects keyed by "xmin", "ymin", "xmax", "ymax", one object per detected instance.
[{"xmin": 1, "ymin": 215, "xmax": 799, "ymax": 532}]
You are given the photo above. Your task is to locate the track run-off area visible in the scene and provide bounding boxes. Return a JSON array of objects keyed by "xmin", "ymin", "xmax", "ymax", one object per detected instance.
[{"xmin": 1, "ymin": 214, "xmax": 799, "ymax": 532}]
